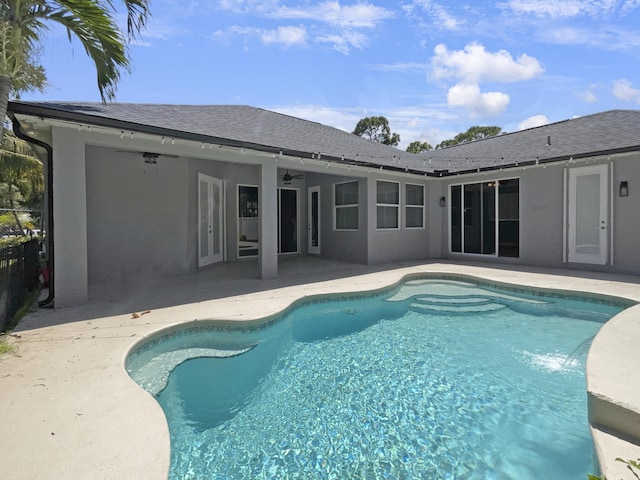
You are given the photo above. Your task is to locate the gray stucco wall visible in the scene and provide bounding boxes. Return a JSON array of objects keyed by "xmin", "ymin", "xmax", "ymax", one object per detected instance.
[
  {"xmin": 366, "ymin": 175, "xmax": 432, "ymax": 265},
  {"xmin": 518, "ymin": 164, "xmax": 565, "ymax": 266},
  {"xmin": 612, "ymin": 153, "xmax": 640, "ymax": 273},
  {"xmin": 305, "ymin": 172, "xmax": 368, "ymax": 264},
  {"xmin": 86, "ymin": 146, "xmax": 190, "ymax": 286}
]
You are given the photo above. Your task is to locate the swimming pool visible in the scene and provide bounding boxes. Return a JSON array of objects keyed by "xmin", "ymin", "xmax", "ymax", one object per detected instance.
[{"xmin": 126, "ymin": 277, "xmax": 630, "ymax": 479}]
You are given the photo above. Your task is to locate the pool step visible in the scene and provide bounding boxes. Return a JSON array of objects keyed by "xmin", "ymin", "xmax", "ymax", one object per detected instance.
[
  {"xmin": 412, "ymin": 295, "xmax": 493, "ymax": 307},
  {"xmin": 129, "ymin": 345, "xmax": 256, "ymax": 396},
  {"xmin": 409, "ymin": 301, "xmax": 506, "ymax": 315}
]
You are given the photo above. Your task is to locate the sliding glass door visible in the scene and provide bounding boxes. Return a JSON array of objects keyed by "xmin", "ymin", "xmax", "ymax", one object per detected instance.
[{"xmin": 450, "ymin": 179, "xmax": 519, "ymax": 257}]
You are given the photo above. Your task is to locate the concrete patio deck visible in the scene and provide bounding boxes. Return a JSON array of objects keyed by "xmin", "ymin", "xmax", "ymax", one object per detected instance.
[{"xmin": 1, "ymin": 258, "xmax": 639, "ymax": 479}]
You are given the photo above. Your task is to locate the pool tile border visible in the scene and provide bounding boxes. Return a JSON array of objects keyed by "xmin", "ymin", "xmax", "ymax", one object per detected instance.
[{"xmin": 126, "ymin": 272, "xmax": 636, "ymax": 369}]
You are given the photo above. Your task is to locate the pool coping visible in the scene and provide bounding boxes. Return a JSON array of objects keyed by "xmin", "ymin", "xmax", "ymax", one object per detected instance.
[{"xmin": 1, "ymin": 261, "xmax": 639, "ymax": 480}]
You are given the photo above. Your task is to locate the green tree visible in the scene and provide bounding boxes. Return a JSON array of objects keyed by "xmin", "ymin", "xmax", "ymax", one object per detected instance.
[
  {"xmin": 353, "ymin": 116, "xmax": 400, "ymax": 146},
  {"xmin": 0, "ymin": 128, "xmax": 43, "ymax": 235},
  {"xmin": 406, "ymin": 140, "xmax": 432, "ymax": 153},
  {"xmin": 435, "ymin": 125, "xmax": 502, "ymax": 149},
  {"xmin": 0, "ymin": 0, "xmax": 151, "ymax": 133}
]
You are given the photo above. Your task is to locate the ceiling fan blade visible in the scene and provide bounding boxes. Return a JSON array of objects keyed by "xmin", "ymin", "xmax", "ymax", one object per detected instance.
[{"xmin": 116, "ymin": 150, "xmax": 179, "ymax": 158}]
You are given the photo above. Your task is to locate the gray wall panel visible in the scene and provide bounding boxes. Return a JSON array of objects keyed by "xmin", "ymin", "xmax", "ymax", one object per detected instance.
[
  {"xmin": 86, "ymin": 145, "xmax": 189, "ymax": 285},
  {"xmin": 612, "ymin": 153, "xmax": 640, "ymax": 273}
]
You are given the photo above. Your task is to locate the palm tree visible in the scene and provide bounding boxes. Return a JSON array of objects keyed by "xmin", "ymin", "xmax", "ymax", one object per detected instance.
[
  {"xmin": 0, "ymin": 128, "xmax": 43, "ymax": 235},
  {"xmin": 0, "ymin": 0, "xmax": 150, "ymax": 131}
]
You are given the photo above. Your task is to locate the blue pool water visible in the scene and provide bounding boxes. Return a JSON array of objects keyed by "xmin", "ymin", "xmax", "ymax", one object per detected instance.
[{"xmin": 126, "ymin": 279, "xmax": 629, "ymax": 480}]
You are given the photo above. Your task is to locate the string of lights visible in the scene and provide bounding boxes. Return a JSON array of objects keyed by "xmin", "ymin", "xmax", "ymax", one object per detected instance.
[{"xmin": 19, "ymin": 116, "xmax": 637, "ymax": 178}]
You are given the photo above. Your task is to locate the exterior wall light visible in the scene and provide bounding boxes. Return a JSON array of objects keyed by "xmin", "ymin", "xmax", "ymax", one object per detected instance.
[
  {"xmin": 440, "ymin": 196, "xmax": 446, "ymax": 207},
  {"xmin": 620, "ymin": 181, "xmax": 629, "ymax": 197}
]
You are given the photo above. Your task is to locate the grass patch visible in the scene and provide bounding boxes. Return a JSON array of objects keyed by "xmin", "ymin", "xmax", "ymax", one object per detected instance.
[
  {"xmin": 0, "ymin": 334, "xmax": 17, "ymax": 357},
  {"xmin": 2, "ymin": 287, "xmax": 41, "ymax": 333}
]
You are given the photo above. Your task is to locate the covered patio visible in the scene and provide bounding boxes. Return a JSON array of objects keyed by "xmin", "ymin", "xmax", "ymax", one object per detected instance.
[{"xmin": 1, "ymin": 259, "xmax": 640, "ymax": 479}]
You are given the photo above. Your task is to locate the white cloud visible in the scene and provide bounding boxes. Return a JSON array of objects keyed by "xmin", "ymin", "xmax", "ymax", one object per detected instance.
[
  {"xmin": 517, "ymin": 114, "xmax": 549, "ymax": 130},
  {"xmin": 211, "ymin": 1, "xmax": 392, "ymax": 54},
  {"xmin": 429, "ymin": 43, "xmax": 542, "ymax": 117},
  {"xmin": 316, "ymin": 31, "xmax": 367, "ymax": 54},
  {"xmin": 447, "ymin": 83, "xmax": 510, "ymax": 117},
  {"xmin": 613, "ymin": 79, "xmax": 640, "ymax": 103},
  {"xmin": 216, "ymin": 0, "xmax": 279, "ymax": 13},
  {"xmin": 366, "ymin": 62, "xmax": 427, "ymax": 73},
  {"xmin": 272, "ymin": 1, "xmax": 393, "ymax": 28},
  {"xmin": 580, "ymin": 85, "xmax": 598, "ymax": 103},
  {"xmin": 431, "ymin": 42, "xmax": 544, "ymax": 84},
  {"xmin": 261, "ymin": 26, "xmax": 307, "ymax": 46},
  {"xmin": 223, "ymin": 25, "xmax": 307, "ymax": 47},
  {"xmin": 500, "ymin": 0, "xmax": 619, "ymax": 18},
  {"xmin": 541, "ymin": 25, "xmax": 640, "ymax": 51},
  {"xmin": 216, "ymin": 0, "xmax": 393, "ymax": 28},
  {"xmin": 622, "ymin": 0, "xmax": 640, "ymax": 14},
  {"xmin": 406, "ymin": 0, "xmax": 462, "ymax": 30}
]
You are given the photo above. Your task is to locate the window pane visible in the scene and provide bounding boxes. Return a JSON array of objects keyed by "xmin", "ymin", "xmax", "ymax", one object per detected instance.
[
  {"xmin": 406, "ymin": 184, "xmax": 424, "ymax": 206},
  {"xmin": 279, "ymin": 189, "xmax": 297, "ymax": 253},
  {"xmin": 482, "ymin": 182, "xmax": 495, "ymax": 255},
  {"xmin": 499, "ymin": 179, "xmax": 519, "ymax": 257},
  {"xmin": 199, "ymin": 180, "xmax": 209, "ymax": 258},
  {"xmin": 336, "ymin": 206, "xmax": 358, "ymax": 229},
  {"xmin": 376, "ymin": 181, "xmax": 399, "ymax": 204},
  {"xmin": 464, "ymin": 183, "xmax": 481, "ymax": 254},
  {"xmin": 377, "ymin": 206, "xmax": 398, "ymax": 229},
  {"xmin": 451, "ymin": 185, "xmax": 462, "ymax": 252},
  {"xmin": 335, "ymin": 181, "xmax": 358, "ymax": 206},
  {"xmin": 406, "ymin": 206, "xmax": 423, "ymax": 228},
  {"xmin": 575, "ymin": 175, "xmax": 600, "ymax": 254},
  {"xmin": 212, "ymin": 182, "xmax": 220, "ymax": 254},
  {"xmin": 499, "ymin": 179, "xmax": 519, "ymax": 220}
]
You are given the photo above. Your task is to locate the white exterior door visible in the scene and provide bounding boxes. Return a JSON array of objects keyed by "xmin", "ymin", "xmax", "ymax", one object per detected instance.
[
  {"xmin": 198, "ymin": 173, "xmax": 223, "ymax": 267},
  {"xmin": 308, "ymin": 186, "xmax": 321, "ymax": 255},
  {"xmin": 568, "ymin": 165, "xmax": 608, "ymax": 265}
]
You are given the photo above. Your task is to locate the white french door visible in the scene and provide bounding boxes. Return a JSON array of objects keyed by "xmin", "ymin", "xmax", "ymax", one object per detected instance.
[
  {"xmin": 567, "ymin": 165, "xmax": 608, "ymax": 265},
  {"xmin": 308, "ymin": 186, "xmax": 320, "ymax": 255},
  {"xmin": 198, "ymin": 173, "xmax": 223, "ymax": 267}
]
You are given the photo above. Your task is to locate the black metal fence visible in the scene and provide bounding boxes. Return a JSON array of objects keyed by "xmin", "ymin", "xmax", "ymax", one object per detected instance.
[{"xmin": 0, "ymin": 239, "xmax": 40, "ymax": 331}]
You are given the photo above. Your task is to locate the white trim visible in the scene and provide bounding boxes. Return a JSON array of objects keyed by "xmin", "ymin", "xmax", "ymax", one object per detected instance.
[
  {"xmin": 237, "ymin": 183, "xmax": 260, "ymax": 259},
  {"xmin": 277, "ymin": 187, "xmax": 300, "ymax": 255},
  {"xmin": 567, "ymin": 164, "xmax": 608, "ymax": 265},
  {"xmin": 308, "ymin": 185, "xmax": 321, "ymax": 254},
  {"xmin": 333, "ymin": 180, "xmax": 359, "ymax": 231},
  {"xmin": 610, "ymin": 162, "xmax": 614, "ymax": 266},
  {"xmin": 197, "ymin": 173, "xmax": 224, "ymax": 267},
  {"xmin": 404, "ymin": 182, "xmax": 425, "ymax": 230},
  {"xmin": 376, "ymin": 179, "xmax": 400, "ymax": 230},
  {"xmin": 223, "ymin": 180, "xmax": 227, "ymax": 262},
  {"xmin": 562, "ymin": 167, "xmax": 567, "ymax": 263}
]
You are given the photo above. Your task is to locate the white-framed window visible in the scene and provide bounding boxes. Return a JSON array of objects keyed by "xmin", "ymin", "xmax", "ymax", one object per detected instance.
[
  {"xmin": 376, "ymin": 180, "xmax": 400, "ymax": 229},
  {"xmin": 405, "ymin": 183, "xmax": 425, "ymax": 229},
  {"xmin": 334, "ymin": 180, "xmax": 359, "ymax": 230}
]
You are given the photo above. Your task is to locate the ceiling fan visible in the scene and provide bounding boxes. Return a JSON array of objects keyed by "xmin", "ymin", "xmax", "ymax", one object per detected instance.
[
  {"xmin": 281, "ymin": 170, "xmax": 303, "ymax": 185},
  {"xmin": 117, "ymin": 150, "xmax": 179, "ymax": 164}
]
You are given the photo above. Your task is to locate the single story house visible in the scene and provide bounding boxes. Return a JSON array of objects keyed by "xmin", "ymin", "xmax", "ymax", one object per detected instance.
[{"xmin": 7, "ymin": 102, "xmax": 640, "ymax": 307}]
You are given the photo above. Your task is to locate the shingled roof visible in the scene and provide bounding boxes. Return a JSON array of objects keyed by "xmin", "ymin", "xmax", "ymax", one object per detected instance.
[
  {"xmin": 8, "ymin": 101, "xmax": 417, "ymax": 172},
  {"xmin": 425, "ymin": 109, "xmax": 640, "ymax": 175},
  {"xmin": 8, "ymin": 101, "xmax": 640, "ymax": 177}
]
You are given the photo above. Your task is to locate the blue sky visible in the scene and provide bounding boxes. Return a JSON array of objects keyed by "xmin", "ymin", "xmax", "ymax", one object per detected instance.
[{"xmin": 21, "ymin": 0, "xmax": 640, "ymax": 149}]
